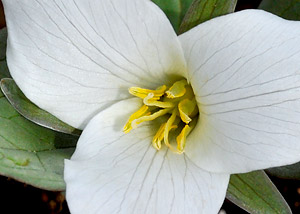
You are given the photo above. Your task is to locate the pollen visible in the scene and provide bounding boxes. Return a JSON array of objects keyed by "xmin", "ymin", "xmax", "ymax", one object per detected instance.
[{"xmin": 123, "ymin": 79, "xmax": 199, "ymax": 154}]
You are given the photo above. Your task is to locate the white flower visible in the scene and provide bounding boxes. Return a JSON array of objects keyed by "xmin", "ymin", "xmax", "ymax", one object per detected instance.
[{"xmin": 3, "ymin": 0, "xmax": 300, "ymax": 213}]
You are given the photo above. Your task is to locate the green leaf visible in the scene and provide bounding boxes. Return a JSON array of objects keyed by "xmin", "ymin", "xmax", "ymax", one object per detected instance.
[
  {"xmin": 227, "ymin": 170, "xmax": 292, "ymax": 214},
  {"xmin": 259, "ymin": 0, "xmax": 300, "ymax": 21},
  {"xmin": 1, "ymin": 78, "xmax": 81, "ymax": 136},
  {"xmin": 178, "ymin": 0, "xmax": 237, "ymax": 34},
  {"xmin": 0, "ymin": 28, "xmax": 10, "ymax": 79},
  {"xmin": 152, "ymin": 0, "xmax": 194, "ymax": 32},
  {"xmin": 266, "ymin": 161, "xmax": 300, "ymax": 180},
  {"xmin": 0, "ymin": 89, "xmax": 77, "ymax": 191}
]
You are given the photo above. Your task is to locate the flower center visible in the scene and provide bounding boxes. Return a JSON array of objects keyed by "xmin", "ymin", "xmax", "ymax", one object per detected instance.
[{"xmin": 123, "ymin": 79, "xmax": 199, "ymax": 154}]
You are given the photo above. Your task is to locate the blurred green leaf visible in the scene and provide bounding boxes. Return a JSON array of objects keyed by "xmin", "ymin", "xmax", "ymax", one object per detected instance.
[
  {"xmin": 179, "ymin": 0, "xmax": 237, "ymax": 34},
  {"xmin": 1, "ymin": 78, "xmax": 81, "ymax": 136},
  {"xmin": 266, "ymin": 161, "xmax": 300, "ymax": 180},
  {"xmin": 259, "ymin": 0, "xmax": 300, "ymax": 21},
  {"xmin": 0, "ymin": 89, "xmax": 77, "ymax": 191},
  {"xmin": 152, "ymin": 0, "xmax": 194, "ymax": 32},
  {"xmin": 227, "ymin": 170, "xmax": 292, "ymax": 214},
  {"xmin": 0, "ymin": 28, "xmax": 10, "ymax": 79}
]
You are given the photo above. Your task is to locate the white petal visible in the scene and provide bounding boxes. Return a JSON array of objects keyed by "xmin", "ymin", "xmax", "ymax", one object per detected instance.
[
  {"xmin": 180, "ymin": 10, "xmax": 300, "ymax": 173},
  {"xmin": 64, "ymin": 98, "xmax": 229, "ymax": 214},
  {"xmin": 3, "ymin": 0, "xmax": 186, "ymax": 129}
]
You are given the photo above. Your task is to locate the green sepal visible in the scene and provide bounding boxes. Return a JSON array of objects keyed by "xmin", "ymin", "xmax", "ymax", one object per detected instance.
[
  {"xmin": 178, "ymin": 0, "xmax": 237, "ymax": 34},
  {"xmin": 152, "ymin": 0, "xmax": 194, "ymax": 33},
  {"xmin": 227, "ymin": 170, "xmax": 292, "ymax": 214},
  {"xmin": 259, "ymin": 0, "xmax": 300, "ymax": 21}
]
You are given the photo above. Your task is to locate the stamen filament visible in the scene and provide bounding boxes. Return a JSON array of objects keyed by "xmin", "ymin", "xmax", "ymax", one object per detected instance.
[{"xmin": 132, "ymin": 108, "xmax": 171, "ymax": 129}]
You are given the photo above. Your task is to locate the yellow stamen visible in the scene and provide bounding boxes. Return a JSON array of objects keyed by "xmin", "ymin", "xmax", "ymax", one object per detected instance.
[
  {"xmin": 163, "ymin": 109, "xmax": 178, "ymax": 152},
  {"xmin": 131, "ymin": 108, "xmax": 171, "ymax": 129},
  {"xmin": 152, "ymin": 123, "xmax": 177, "ymax": 150},
  {"xmin": 129, "ymin": 85, "xmax": 167, "ymax": 99},
  {"xmin": 165, "ymin": 79, "xmax": 188, "ymax": 98},
  {"xmin": 144, "ymin": 93, "xmax": 175, "ymax": 108},
  {"xmin": 124, "ymin": 79, "xmax": 199, "ymax": 154},
  {"xmin": 176, "ymin": 119, "xmax": 197, "ymax": 154},
  {"xmin": 178, "ymin": 98, "xmax": 198, "ymax": 124},
  {"xmin": 123, "ymin": 105, "xmax": 150, "ymax": 133},
  {"xmin": 152, "ymin": 123, "xmax": 166, "ymax": 150}
]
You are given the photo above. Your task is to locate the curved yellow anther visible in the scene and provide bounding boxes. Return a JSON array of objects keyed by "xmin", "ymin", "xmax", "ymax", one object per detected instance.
[
  {"xmin": 165, "ymin": 79, "xmax": 187, "ymax": 98},
  {"xmin": 129, "ymin": 85, "xmax": 167, "ymax": 100},
  {"xmin": 144, "ymin": 93, "xmax": 175, "ymax": 108},
  {"xmin": 176, "ymin": 125, "xmax": 190, "ymax": 154},
  {"xmin": 176, "ymin": 119, "xmax": 197, "ymax": 154},
  {"xmin": 152, "ymin": 123, "xmax": 177, "ymax": 150},
  {"xmin": 152, "ymin": 123, "xmax": 166, "ymax": 150},
  {"xmin": 123, "ymin": 105, "xmax": 150, "ymax": 133},
  {"xmin": 163, "ymin": 109, "xmax": 178, "ymax": 153},
  {"xmin": 178, "ymin": 98, "xmax": 197, "ymax": 124}
]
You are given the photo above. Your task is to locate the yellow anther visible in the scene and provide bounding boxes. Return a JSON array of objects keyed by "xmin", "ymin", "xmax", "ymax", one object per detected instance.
[
  {"xmin": 163, "ymin": 109, "xmax": 178, "ymax": 153},
  {"xmin": 178, "ymin": 98, "xmax": 197, "ymax": 124},
  {"xmin": 152, "ymin": 123, "xmax": 166, "ymax": 150},
  {"xmin": 152, "ymin": 123, "xmax": 177, "ymax": 150},
  {"xmin": 129, "ymin": 85, "xmax": 167, "ymax": 99},
  {"xmin": 176, "ymin": 125, "xmax": 191, "ymax": 154},
  {"xmin": 144, "ymin": 93, "xmax": 175, "ymax": 108},
  {"xmin": 176, "ymin": 119, "xmax": 197, "ymax": 154},
  {"xmin": 152, "ymin": 124, "xmax": 164, "ymax": 150},
  {"xmin": 165, "ymin": 79, "xmax": 188, "ymax": 98},
  {"xmin": 123, "ymin": 105, "xmax": 150, "ymax": 133},
  {"xmin": 131, "ymin": 108, "xmax": 170, "ymax": 129}
]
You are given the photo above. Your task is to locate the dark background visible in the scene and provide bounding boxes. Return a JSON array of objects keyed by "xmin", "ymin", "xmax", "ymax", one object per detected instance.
[{"xmin": 1, "ymin": 0, "xmax": 300, "ymax": 213}]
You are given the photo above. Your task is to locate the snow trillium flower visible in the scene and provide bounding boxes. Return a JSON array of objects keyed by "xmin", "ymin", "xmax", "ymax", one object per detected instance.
[{"xmin": 3, "ymin": 0, "xmax": 300, "ymax": 213}]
